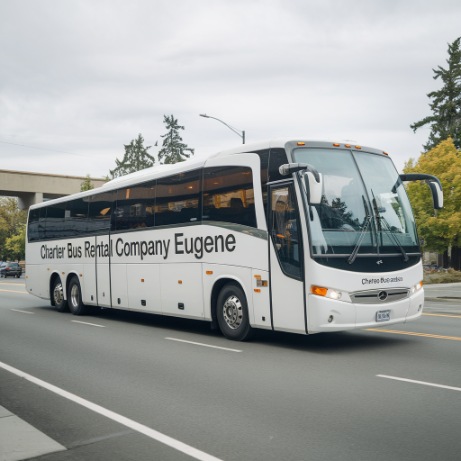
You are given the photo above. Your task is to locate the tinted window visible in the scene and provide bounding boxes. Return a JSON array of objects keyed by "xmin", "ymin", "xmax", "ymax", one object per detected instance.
[
  {"xmin": 65, "ymin": 198, "xmax": 89, "ymax": 236},
  {"xmin": 156, "ymin": 170, "xmax": 201, "ymax": 226},
  {"xmin": 270, "ymin": 184, "xmax": 303, "ymax": 279},
  {"xmin": 88, "ymin": 191, "xmax": 115, "ymax": 234},
  {"xmin": 203, "ymin": 166, "xmax": 256, "ymax": 228},
  {"xmin": 45, "ymin": 202, "xmax": 67, "ymax": 239},
  {"xmin": 28, "ymin": 207, "xmax": 46, "ymax": 242},
  {"xmin": 268, "ymin": 148, "xmax": 288, "ymax": 183},
  {"xmin": 113, "ymin": 182, "xmax": 155, "ymax": 231}
]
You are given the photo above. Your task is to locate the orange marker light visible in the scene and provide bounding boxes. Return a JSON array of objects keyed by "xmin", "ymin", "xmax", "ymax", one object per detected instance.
[{"xmin": 311, "ymin": 285, "xmax": 328, "ymax": 297}]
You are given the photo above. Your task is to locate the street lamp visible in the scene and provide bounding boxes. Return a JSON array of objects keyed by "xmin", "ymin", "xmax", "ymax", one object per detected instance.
[{"xmin": 199, "ymin": 113, "xmax": 245, "ymax": 144}]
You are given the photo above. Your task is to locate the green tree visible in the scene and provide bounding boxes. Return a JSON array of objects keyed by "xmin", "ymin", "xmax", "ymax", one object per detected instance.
[
  {"xmin": 0, "ymin": 197, "xmax": 27, "ymax": 260},
  {"xmin": 158, "ymin": 115, "xmax": 194, "ymax": 164},
  {"xmin": 404, "ymin": 138, "xmax": 461, "ymax": 268},
  {"xmin": 4, "ymin": 226, "xmax": 26, "ymax": 261},
  {"xmin": 410, "ymin": 37, "xmax": 461, "ymax": 150},
  {"xmin": 110, "ymin": 133, "xmax": 155, "ymax": 178},
  {"xmin": 80, "ymin": 175, "xmax": 94, "ymax": 191}
]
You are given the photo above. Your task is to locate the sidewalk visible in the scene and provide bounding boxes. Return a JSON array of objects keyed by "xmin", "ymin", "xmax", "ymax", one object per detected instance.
[{"xmin": 0, "ymin": 405, "xmax": 65, "ymax": 461}]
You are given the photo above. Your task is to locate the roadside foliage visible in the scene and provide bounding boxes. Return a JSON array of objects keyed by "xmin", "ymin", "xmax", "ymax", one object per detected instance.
[{"xmin": 404, "ymin": 138, "xmax": 461, "ymax": 264}]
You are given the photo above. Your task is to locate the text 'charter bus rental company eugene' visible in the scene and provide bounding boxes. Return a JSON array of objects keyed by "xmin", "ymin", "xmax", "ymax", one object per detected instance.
[{"xmin": 25, "ymin": 140, "xmax": 443, "ymax": 341}]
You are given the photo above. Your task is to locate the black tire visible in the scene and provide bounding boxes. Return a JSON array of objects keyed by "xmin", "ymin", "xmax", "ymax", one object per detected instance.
[
  {"xmin": 216, "ymin": 283, "xmax": 253, "ymax": 341},
  {"xmin": 52, "ymin": 277, "xmax": 68, "ymax": 312},
  {"xmin": 67, "ymin": 275, "xmax": 87, "ymax": 315}
]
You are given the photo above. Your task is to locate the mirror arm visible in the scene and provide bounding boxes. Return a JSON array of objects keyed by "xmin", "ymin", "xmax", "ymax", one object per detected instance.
[{"xmin": 279, "ymin": 163, "xmax": 320, "ymax": 182}]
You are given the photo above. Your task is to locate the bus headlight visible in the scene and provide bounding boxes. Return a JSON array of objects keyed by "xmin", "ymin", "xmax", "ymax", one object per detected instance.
[
  {"xmin": 410, "ymin": 281, "xmax": 423, "ymax": 295},
  {"xmin": 311, "ymin": 285, "xmax": 345, "ymax": 301}
]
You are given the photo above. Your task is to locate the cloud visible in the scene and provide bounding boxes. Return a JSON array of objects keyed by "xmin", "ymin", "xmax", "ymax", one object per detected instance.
[{"xmin": 0, "ymin": 0, "xmax": 460, "ymax": 177}]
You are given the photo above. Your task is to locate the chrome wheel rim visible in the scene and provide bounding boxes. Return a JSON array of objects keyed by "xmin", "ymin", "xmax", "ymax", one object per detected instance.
[
  {"xmin": 222, "ymin": 295, "xmax": 243, "ymax": 330},
  {"xmin": 70, "ymin": 284, "xmax": 80, "ymax": 308},
  {"xmin": 53, "ymin": 283, "xmax": 64, "ymax": 305}
]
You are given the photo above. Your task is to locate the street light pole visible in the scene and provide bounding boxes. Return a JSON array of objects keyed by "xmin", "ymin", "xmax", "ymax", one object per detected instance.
[{"xmin": 199, "ymin": 114, "xmax": 245, "ymax": 144}]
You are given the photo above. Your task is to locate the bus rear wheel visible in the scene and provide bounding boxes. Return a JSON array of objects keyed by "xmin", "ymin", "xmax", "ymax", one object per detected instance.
[
  {"xmin": 67, "ymin": 276, "xmax": 87, "ymax": 316},
  {"xmin": 216, "ymin": 283, "xmax": 253, "ymax": 341},
  {"xmin": 52, "ymin": 277, "xmax": 68, "ymax": 312}
]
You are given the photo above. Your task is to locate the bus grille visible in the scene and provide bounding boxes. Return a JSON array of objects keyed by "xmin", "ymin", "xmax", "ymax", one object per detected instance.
[{"xmin": 350, "ymin": 288, "xmax": 410, "ymax": 304}]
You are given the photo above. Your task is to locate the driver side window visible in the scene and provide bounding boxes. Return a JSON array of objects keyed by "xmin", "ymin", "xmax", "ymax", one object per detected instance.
[{"xmin": 270, "ymin": 184, "xmax": 303, "ymax": 279}]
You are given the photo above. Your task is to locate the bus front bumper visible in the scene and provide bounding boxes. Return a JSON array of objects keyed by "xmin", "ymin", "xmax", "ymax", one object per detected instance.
[{"xmin": 307, "ymin": 289, "xmax": 424, "ymax": 333}]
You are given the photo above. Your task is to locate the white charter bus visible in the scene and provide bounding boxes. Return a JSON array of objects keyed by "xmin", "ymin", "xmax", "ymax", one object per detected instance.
[{"xmin": 25, "ymin": 140, "xmax": 443, "ymax": 340}]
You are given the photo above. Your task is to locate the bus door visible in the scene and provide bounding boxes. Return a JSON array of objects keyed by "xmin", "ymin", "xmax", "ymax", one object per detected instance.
[
  {"xmin": 268, "ymin": 182, "xmax": 307, "ymax": 334},
  {"xmin": 96, "ymin": 234, "xmax": 112, "ymax": 307}
]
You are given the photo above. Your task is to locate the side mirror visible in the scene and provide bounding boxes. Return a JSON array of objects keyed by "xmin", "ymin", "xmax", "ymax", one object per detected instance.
[
  {"xmin": 279, "ymin": 163, "xmax": 323, "ymax": 204},
  {"xmin": 427, "ymin": 180, "xmax": 443, "ymax": 209},
  {"xmin": 399, "ymin": 173, "xmax": 444, "ymax": 210},
  {"xmin": 304, "ymin": 171, "xmax": 323, "ymax": 205}
]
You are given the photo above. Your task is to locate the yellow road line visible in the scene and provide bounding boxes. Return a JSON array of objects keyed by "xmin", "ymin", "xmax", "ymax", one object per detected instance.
[
  {"xmin": 365, "ymin": 328, "xmax": 461, "ymax": 342},
  {"xmin": 423, "ymin": 313, "xmax": 461, "ymax": 319}
]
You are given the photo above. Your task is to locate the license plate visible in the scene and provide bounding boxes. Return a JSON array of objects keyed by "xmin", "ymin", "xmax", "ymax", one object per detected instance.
[{"xmin": 376, "ymin": 310, "xmax": 391, "ymax": 322}]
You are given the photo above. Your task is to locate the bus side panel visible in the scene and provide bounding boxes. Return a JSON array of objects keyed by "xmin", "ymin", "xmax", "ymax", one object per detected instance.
[
  {"xmin": 128, "ymin": 263, "xmax": 161, "ymax": 313},
  {"xmin": 160, "ymin": 263, "xmax": 204, "ymax": 318},
  {"xmin": 25, "ymin": 263, "xmax": 50, "ymax": 300},
  {"xmin": 96, "ymin": 235, "xmax": 111, "ymax": 307},
  {"xmin": 269, "ymin": 244, "xmax": 306, "ymax": 334},
  {"xmin": 111, "ymin": 263, "xmax": 128, "ymax": 309},
  {"xmin": 82, "ymin": 262, "xmax": 97, "ymax": 306},
  {"xmin": 251, "ymin": 269, "xmax": 271, "ymax": 329}
]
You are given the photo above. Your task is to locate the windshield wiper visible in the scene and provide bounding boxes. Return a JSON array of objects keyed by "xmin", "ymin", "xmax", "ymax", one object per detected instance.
[
  {"xmin": 347, "ymin": 196, "xmax": 372, "ymax": 265},
  {"xmin": 371, "ymin": 191, "xmax": 409, "ymax": 262}
]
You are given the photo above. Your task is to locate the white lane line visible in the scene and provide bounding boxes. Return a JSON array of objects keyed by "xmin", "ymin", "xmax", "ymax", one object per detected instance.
[
  {"xmin": 10, "ymin": 309, "xmax": 34, "ymax": 315},
  {"xmin": 0, "ymin": 361, "xmax": 223, "ymax": 461},
  {"xmin": 0, "ymin": 288, "xmax": 27, "ymax": 294},
  {"xmin": 377, "ymin": 374, "xmax": 461, "ymax": 392},
  {"xmin": 165, "ymin": 337, "xmax": 242, "ymax": 353},
  {"xmin": 71, "ymin": 320, "xmax": 105, "ymax": 328}
]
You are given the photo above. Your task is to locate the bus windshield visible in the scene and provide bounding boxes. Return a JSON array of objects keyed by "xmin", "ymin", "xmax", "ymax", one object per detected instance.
[{"xmin": 292, "ymin": 147, "xmax": 419, "ymax": 261}]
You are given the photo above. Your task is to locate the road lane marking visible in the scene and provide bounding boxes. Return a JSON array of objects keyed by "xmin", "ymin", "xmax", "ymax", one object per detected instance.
[
  {"xmin": 0, "ymin": 361, "xmax": 224, "ymax": 461},
  {"xmin": 71, "ymin": 320, "xmax": 105, "ymax": 328},
  {"xmin": 365, "ymin": 328, "xmax": 461, "ymax": 341},
  {"xmin": 10, "ymin": 309, "xmax": 34, "ymax": 315},
  {"xmin": 423, "ymin": 313, "xmax": 461, "ymax": 319},
  {"xmin": 377, "ymin": 374, "xmax": 461, "ymax": 392},
  {"xmin": 165, "ymin": 337, "xmax": 242, "ymax": 353},
  {"xmin": 0, "ymin": 288, "xmax": 27, "ymax": 294}
]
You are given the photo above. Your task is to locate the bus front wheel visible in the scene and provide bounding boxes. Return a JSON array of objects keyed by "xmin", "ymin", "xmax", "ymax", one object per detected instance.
[
  {"xmin": 52, "ymin": 277, "xmax": 68, "ymax": 312},
  {"xmin": 216, "ymin": 283, "xmax": 253, "ymax": 341},
  {"xmin": 67, "ymin": 276, "xmax": 87, "ymax": 316}
]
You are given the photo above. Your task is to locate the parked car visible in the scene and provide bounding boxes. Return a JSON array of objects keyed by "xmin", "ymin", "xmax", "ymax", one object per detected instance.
[{"xmin": 0, "ymin": 262, "xmax": 23, "ymax": 278}]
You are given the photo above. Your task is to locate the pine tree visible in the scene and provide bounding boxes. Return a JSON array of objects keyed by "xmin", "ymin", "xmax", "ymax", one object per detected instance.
[
  {"xmin": 80, "ymin": 175, "xmax": 94, "ymax": 191},
  {"xmin": 110, "ymin": 133, "xmax": 155, "ymax": 178},
  {"xmin": 158, "ymin": 115, "xmax": 194, "ymax": 164},
  {"xmin": 410, "ymin": 37, "xmax": 461, "ymax": 150}
]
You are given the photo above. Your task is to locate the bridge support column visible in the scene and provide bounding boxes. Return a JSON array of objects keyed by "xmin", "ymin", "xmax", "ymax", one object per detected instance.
[{"xmin": 17, "ymin": 192, "xmax": 44, "ymax": 210}]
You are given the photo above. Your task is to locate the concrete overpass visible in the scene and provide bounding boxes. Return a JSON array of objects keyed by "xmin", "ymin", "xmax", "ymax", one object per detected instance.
[{"xmin": 0, "ymin": 169, "xmax": 107, "ymax": 209}]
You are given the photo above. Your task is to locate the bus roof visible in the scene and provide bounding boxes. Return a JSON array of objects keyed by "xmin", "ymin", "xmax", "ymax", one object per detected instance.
[{"xmin": 29, "ymin": 139, "xmax": 388, "ymax": 209}]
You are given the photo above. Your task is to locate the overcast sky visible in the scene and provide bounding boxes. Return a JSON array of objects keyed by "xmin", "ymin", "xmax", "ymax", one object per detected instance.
[{"xmin": 1, "ymin": 0, "xmax": 460, "ymax": 179}]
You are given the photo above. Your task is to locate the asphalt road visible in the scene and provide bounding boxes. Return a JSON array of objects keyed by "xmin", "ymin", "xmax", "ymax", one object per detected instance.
[{"xmin": 1, "ymin": 278, "xmax": 460, "ymax": 461}]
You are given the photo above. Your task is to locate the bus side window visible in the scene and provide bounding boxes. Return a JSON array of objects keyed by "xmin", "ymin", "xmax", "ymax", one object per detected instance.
[
  {"xmin": 202, "ymin": 166, "xmax": 256, "ymax": 228},
  {"xmin": 156, "ymin": 170, "xmax": 201, "ymax": 226},
  {"xmin": 270, "ymin": 185, "xmax": 303, "ymax": 279},
  {"xmin": 45, "ymin": 202, "xmax": 67, "ymax": 239},
  {"xmin": 28, "ymin": 207, "xmax": 45, "ymax": 242},
  {"xmin": 88, "ymin": 191, "xmax": 114, "ymax": 234}
]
